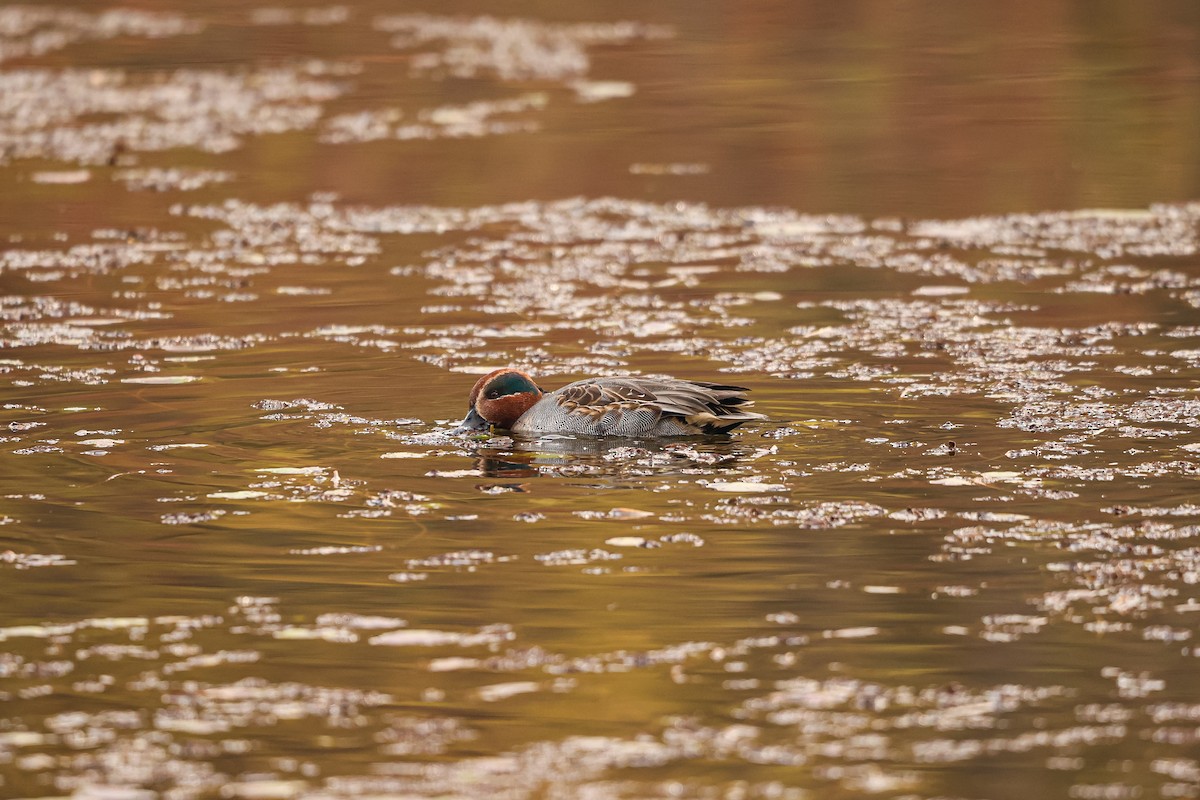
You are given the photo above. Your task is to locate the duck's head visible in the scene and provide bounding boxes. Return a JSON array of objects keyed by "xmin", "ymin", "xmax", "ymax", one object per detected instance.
[{"xmin": 454, "ymin": 368, "xmax": 544, "ymax": 433}]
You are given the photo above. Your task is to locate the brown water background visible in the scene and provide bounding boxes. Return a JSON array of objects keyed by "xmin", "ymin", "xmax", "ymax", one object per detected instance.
[{"xmin": 2, "ymin": 2, "xmax": 1200, "ymax": 799}]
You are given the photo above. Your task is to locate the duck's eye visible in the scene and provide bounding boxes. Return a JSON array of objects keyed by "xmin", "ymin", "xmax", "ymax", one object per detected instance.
[{"xmin": 485, "ymin": 389, "xmax": 500, "ymax": 399}]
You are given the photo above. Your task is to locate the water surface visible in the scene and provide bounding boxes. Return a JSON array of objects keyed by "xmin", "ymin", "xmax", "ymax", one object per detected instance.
[{"xmin": 2, "ymin": 3, "xmax": 1200, "ymax": 799}]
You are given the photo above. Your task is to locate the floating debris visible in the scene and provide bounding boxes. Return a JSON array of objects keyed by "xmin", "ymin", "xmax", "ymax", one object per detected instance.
[
  {"xmin": 0, "ymin": 551, "xmax": 76, "ymax": 569},
  {"xmin": 370, "ymin": 626, "xmax": 513, "ymax": 648},
  {"xmin": 0, "ymin": 66, "xmax": 346, "ymax": 165},
  {"xmin": 477, "ymin": 681, "xmax": 539, "ymax": 702},
  {"xmin": 374, "ymin": 14, "xmax": 671, "ymax": 82},
  {"xmin": 114, "ymin": 168, "xmax": 234, "ymax": 192},
  {"xmin": 604, "ymin": 536, "xmax": 655, "ymax": 548},
  {"xmin": 0, "ymin": 6, "xmax": 201, "ymax": 63},
  {"xmin": 630, "ymin": 162, "xmax": 710, "ymax": 175},
  {"xmin": 120, "ymin": 375, "xmax": 200, "ymax": 385},
  {"xmin": 30, "ymin": 169, "xmax": 91, "ymax": 184},
  {"xmin": 708, "ymin": 481, "xmax": 787, "ymax": 493},
  {"xmin": 207, "ymin": 490, "xmax": 269, "ymax": 500}
]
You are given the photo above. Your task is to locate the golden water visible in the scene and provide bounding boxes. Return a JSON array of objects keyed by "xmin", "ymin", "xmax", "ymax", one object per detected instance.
[{"xmin": 2, "ymin": 3, "xmax": 1199, "ymax": 798}]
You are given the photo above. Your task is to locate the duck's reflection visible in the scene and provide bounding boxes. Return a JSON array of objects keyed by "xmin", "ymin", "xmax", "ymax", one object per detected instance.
[{"xmin": 469, "ymin": 432, "xmax": 746, "ymax": 478}]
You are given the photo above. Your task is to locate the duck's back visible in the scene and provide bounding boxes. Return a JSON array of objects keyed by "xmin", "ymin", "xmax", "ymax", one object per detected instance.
[{"xmin": 511, "ymin": 376, "xmax": 763, "ymax": 436}]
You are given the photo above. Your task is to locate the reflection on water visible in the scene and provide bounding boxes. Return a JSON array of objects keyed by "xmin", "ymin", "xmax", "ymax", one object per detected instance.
[
  {"xmin": 446, "ymin": 429, "xmax": 763, "ymax": 481},
  {"xmin": 2, "ymin": 2, "xmax": 1200, "ymax": 799}
]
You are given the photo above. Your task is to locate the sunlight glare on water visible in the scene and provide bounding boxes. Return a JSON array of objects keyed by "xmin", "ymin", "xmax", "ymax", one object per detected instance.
[{"xmin": 1, "ymin": 2, "xmax": 1200, "ymax": 799}]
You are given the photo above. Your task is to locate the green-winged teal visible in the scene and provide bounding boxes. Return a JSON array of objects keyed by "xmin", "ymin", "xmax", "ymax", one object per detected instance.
[{"xmin": 454, "ymin": 368, "xmax": 765, "ymax": 436}]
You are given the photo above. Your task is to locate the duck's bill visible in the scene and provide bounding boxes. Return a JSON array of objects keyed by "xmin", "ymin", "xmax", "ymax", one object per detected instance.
[{"xmin": 453, "ymin": 407, "xmax": 491, "ymax": 434}]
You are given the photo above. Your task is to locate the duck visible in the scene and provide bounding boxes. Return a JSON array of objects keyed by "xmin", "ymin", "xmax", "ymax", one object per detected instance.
[{"xmin": 454, "ymin": 368, "xmax": 765, "ymax": 436}]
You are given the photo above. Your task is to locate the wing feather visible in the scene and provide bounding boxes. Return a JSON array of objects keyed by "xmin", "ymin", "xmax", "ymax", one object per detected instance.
[{"xmin": 551, "ymin": 376, "xmax": 764, "ymax": 433}]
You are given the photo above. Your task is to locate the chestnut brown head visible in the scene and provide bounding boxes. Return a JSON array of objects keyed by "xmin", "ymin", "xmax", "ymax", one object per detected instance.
[{"xmin": 454, "ymin": 369, "xmax": 543, "ymax": 432}]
